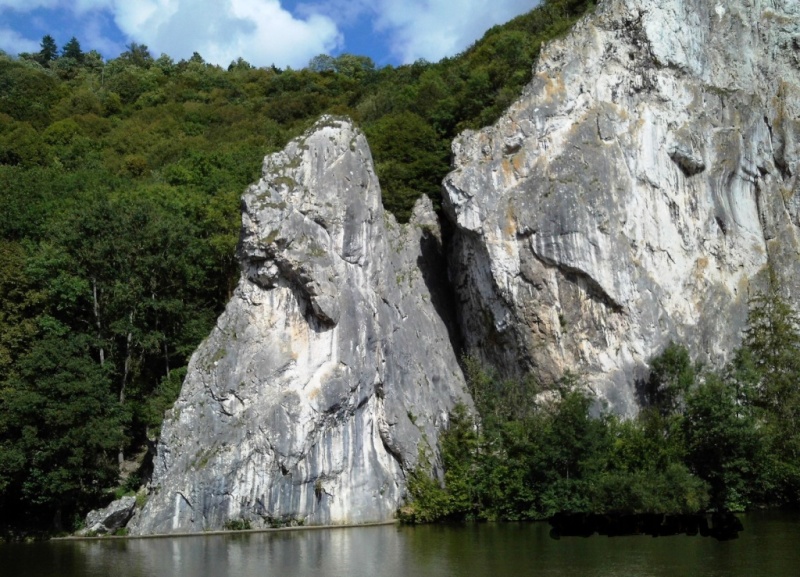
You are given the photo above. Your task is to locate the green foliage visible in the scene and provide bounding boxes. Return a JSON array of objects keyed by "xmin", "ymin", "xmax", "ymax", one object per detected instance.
[
  {"xmin": 308, "ymin": 53, "xmax": 376, "ymax": 80},
  {"xmin": 643, "ymin": 341, "xmax": 696, "ymax": 415},
  {"xmin": 684, "ymin": 373, "xmax": 761, "ymax": 511},
  {"xmin": 406, "ymin": 366, "xmax": 627, "ymax": 522},
  {"xmin": 402, "ymin": 450, "xmax": 457, "ymax": 524},
  {"xmin": 591, "ymin": 461, "xmax": 708, "ymax": 515},
  {"xmin": 38, "ymin": 35, "xmax": 58, "ymax": 66},
  {"xmin": 743, "ymin": 270, "xmax": 800, "ymax": 412},
  {"xmin": 364, "ymin": 111, "xmax": 450, "ymax": 219},
  {"xmin": 0, "ymin": 57, "xmax": 64, "ymax": 125},
  {"xmin": 408, "ymin": 333, "xmax": 781, "ymax": 524},
  {"xmin": 0, "ymin": 242, "xmax": 43, "ymax": 379},
  {"xmin": 223, "ymin": 518, "xmax": 252, "ymax": 531},
  {"xmin": 737, "ymin": 271, "xmax": 800, "ymax": 505},
  {"xmin": 61, "ymin": 37, "xmax": 84, "ymax": 63},
  {"xmin": 118, "ymin": 43, "xmax": 154, "ymax": 69},
  {"xmin": 0, "ymin": 121, "xmax": 50, "ymax": 167},
  {"xmin": 0, "ymin": 325, "xmax": 124, "ymax": 530},
  {"xmin": 308, "ymin": 54, "xmax": 336, "ymax": 73},
  {"xmin": 0, "ymin": 159, "xmax": 236, "ymax": 531}
]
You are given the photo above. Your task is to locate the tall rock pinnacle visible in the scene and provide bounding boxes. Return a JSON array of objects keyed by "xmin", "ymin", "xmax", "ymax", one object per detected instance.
[{"xmin": 130, "ymin": 117, "xmax": 468, "ymax": 534}]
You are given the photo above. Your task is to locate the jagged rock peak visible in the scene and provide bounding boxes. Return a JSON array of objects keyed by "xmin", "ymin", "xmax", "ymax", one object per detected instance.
[
  {"xmin": 129, "ymin": 116, "xmax": 469, "ymax": 535},
  {"xmin": 444, "ymin": 0, "xmax": 800, "ymax": 414}
]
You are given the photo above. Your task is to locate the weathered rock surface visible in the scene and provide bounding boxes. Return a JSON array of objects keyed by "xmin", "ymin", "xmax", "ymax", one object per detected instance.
[
  {"xmin": 129, "ymin": 0, "xmax": 800, "ymax": 534},
  {"xmin": 129, "ymin": 117, "xmax": 468, "ymax": 535},
  {"xmin": 78, "ymin": 496, "xmax": 136, "ymax": 535},
  {"xmin": 444, "ymin": 0, "xmax": 800, "ymax": 414}
]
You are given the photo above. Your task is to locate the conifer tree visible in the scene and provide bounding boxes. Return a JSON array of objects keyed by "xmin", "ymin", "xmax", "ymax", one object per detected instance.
[
  {"xmin": 743, "ymin": 268, "xmax": 800, "ymax": 412},
  {"xmin": 62, "ymin": 36, "xmax": 84, "ymax": 63},
  {"xmin": 37, "ymin": 34, "xmax": 58, "ymax": 64},
  {"xmin": 742, "ymin": 267, "xmax": 800, "ymax": 502}
]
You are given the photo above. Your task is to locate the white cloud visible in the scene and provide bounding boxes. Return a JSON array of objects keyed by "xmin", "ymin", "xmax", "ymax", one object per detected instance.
[
  {"xmin": 0, "ymin": 0, "xmax": 59, "ymax": 10},
  {"xmin": 0, "ymin": 26, "xmax": 40, "ymax": 54},
  {"xmin": 373, "ymin": 0, "xmax": 538, "ymax": 63},
  {"xmin": 1, "ymin": 0, "xmax": 342, "ymax": 68},
  {"xmin": 104, "ymin": 0, "xmax": 341, "ymax": 68},
  {"xmin": 301, "ymin": 0, "xmax": 539, "ymax": 64}
]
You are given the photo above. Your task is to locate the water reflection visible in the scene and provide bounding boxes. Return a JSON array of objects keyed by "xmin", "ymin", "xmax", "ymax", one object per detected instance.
[
  {"xmin": 70, "ymin": 526, "xmax": 415, "ymax": 577},
  {"xmin": 2, "ymin": 512, "xmax": 799, "ymax": 577}
]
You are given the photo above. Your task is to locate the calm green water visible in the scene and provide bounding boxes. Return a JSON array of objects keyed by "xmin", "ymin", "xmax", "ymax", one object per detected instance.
[{"xmin": 2, "ymin": 512, "xmax": 799, "ymax": 577}]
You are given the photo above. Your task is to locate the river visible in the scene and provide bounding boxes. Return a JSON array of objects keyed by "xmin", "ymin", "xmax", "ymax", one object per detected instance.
[{"xmin": 2, "ymin": 512, "xmax": 798, "ymax": 576}]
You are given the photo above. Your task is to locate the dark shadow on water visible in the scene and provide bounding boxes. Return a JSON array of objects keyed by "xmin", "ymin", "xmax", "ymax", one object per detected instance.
[{"xmin": 549, "ymin": 512, "xmax": 744, "ymax": 541}]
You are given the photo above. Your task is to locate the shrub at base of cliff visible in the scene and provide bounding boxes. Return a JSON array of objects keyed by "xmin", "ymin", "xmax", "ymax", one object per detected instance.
[
  {"xmin": 399, "ymin": 465, "xmax": 455, "ymax": 525},
  {"xmin": 589, "ymin": 464, "xmax": 709, "ymax": 516},
  {"xmin": 400, "ymin": 324, "xmax": 797, "ymax": 522},
  {"xmin": 223, "ymin": 519, "xmax": 251, "ymax": 531},
  {"xmin": 405, "ymin": 290, "xmax": 800, "ymax": 524},
  {"xmin": 399, "ymin": 405, "xmax": 480, "ymax": 524}
]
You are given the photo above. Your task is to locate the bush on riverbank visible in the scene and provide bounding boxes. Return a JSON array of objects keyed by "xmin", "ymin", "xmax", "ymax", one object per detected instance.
[{"xmin": 403, "ymin": 278, "xmax": 800, "ymax": 522}]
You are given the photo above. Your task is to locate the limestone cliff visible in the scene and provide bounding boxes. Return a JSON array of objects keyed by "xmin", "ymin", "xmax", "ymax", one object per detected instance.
[
  {"xmin": 444, "ymin": 0, "xmax": 800, "ymax": 414},
  {"xmin": 129, "ymin": 117, "xmax": 468, "ymax": 534},
  {"xmin": 131, "ymin": 0, "xmax": 800, "ymax": 534}
]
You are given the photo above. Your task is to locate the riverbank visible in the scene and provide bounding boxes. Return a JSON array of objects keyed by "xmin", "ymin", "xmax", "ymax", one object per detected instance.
[{"xmin": 53, "ymin": 519, "xmax": 399, "ymax": 542}]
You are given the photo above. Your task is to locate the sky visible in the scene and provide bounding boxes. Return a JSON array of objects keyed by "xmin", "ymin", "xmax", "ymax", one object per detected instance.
[{"xmin": 0, "ymin": 0, "xmax": 540, "ymax": 69}]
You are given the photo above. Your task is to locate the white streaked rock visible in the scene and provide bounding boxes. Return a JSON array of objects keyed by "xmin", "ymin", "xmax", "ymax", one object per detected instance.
[
  {"xmin": 129, "ymin": 117, "xmax": 468, "ymax": 535},
  {"xmin": 444, "ymin": 0, "xmax": 800, "ymax": 414}
]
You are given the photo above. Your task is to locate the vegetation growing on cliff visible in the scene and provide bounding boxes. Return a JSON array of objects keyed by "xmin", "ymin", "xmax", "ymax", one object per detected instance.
[{"xmin": 401, "ymin": 280, "xmax": 800, "ymax": 523}]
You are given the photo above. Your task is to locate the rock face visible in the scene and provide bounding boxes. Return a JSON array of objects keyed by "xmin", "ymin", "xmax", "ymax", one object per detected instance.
[
  {"xmin": 129, "ymin": 117, "xmax": 468, "ymax": 535},
  {"xmin": 130, "ymin": 0, "xmax": 800, "ymax": 534},
  {"xmin": 79, "ymin": 496, "xmax": 136, "ymax": 535},
  {"xmin": 444, "ymin": 0, "xmax": 800, "ymax": 414}
]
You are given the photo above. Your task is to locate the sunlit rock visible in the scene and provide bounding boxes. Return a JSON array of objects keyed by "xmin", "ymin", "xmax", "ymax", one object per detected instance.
[
  {"xmin": 129, "ymin": 117, "xmax": 468, "ymax": 535},
  {"xmin": 444, "ymin": 0, "xmax": 800, "ymax": 414}
]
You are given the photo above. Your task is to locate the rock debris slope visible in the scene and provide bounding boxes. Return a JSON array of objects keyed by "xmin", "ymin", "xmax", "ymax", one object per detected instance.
[
  {"xmin": 444, "ymin": 0, "xmax": 800, "ymax": 414},
  {"xmin": 129, "ymin": 117, "xmax": 468, "ymax": 535}
]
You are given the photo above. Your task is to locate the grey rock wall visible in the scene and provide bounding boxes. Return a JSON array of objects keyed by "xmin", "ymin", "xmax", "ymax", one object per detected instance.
[
  {"xmin": 444, "ymin": 0, "xmax": 800, "ymax": 414},
  {"xmin": 131, "ymin": 0, "xmax": 800, "ymax": 534},
  {"xmin": 129, "ymin": 117, "xmax": 468, "ymax": 535}
]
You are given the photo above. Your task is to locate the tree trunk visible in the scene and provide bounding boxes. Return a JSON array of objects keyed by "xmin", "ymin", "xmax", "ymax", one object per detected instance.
[
  {"xmin": 92, "ymin": 279, "xmax": 105, "ymax": 366},
  {"xmin": 153, "ymin": 291, "xmax": 169, "ymax": 378},
  {"xmin": 53, "ymin": 506, "xmax": 63, "ymax": 533},
  {"xmin": 118, "ymin": 311, "xmax": 134, "ymax": 467}
]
